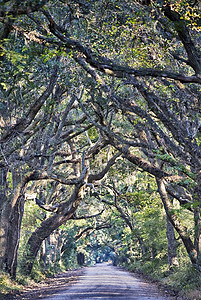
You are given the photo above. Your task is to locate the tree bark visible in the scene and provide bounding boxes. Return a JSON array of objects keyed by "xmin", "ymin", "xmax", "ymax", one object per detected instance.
[
  {"xmin": 21, "ymin": 181, "xmax": 86, "ymax": 276},
  {"xmin": 0, "ymin": 196, "xmax": 10, "ymax": 271},
  {"xmin": 3, "ymin": 171, "xmax": 37, "ymax": 278},
  {"xmin": 39, "ymin": 240, "xmax": 47, "ymax": 271},
  {"xmin": 156, "ymin": 178, "xmax": 198, "ymax": 266},
  {"xmin": 166, "ymin": 216, "xmax": 179, "ymax": 268},
  {"xmin": 5, "ymin": 195, "xmax": 25, "ymax": 279},
  {"xmin": 194, "ymin": 201, "xmax": 201, "ymax": 261},
  {"xmin": 0, "ymin": 170, "xmax": 47, "ymax": 277},
  {"xmin": 0, "ymin": 167, "xmax": 9, "ymax": 271}
]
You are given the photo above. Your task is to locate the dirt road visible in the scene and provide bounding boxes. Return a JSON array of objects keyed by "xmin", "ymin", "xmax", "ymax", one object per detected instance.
[{"xmin": 39, "ymin": 263, "xmax": 173, "ymax": 300}]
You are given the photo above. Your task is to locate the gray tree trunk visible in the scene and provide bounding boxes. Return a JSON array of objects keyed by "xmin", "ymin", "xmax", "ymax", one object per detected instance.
[
  {"xmin": 166, "ymin": 216, "xmax": 179, "ymax": 268},
  {"xmin": 0, "ymin": 170, "xmax": 35, "ymax": 278},
  {"xmin": 5, "ymin": 195, "xmax": 25, "ymax": 278},
  {"xmin": 0, "ymin": 167, "xmax": 9, "ymax": 271},
  {"xmin": 21, "ymin": 182, "xmax": 86, "ymax": 275},
  {"xmin": 156, "ymin": 178, "xmax": 198, "ymax": 266}
]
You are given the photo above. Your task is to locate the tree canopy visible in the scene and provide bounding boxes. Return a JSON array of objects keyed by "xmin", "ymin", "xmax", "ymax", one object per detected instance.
[{"xmin": 0, "ymin": 0, "xmax": 201, "ymax": 295}]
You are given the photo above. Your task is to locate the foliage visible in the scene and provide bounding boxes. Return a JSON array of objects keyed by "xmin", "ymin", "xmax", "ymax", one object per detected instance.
[
  {"xmin": 161, "ymin": 262, "xmax": 201, "ymax": 298},
  {"xmin": 0, "ymin": 272, "xmax": 21, "ymax": 295},
  {"xmin": 0, "ymin": 0, "xmax": 201, "ymax": 298}
]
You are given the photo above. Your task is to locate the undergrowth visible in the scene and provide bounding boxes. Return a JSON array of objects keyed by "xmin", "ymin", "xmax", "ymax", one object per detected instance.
[
  {"xmin": 161, "ymin": 263, "xmax": 201, "ymax": 299},
  {"xmin": 123, "ymin": 258, "xmax": 201, "ymax": 299},
  {"xmin": 0, "ymin": 272, "xmax": 21, "ymax": 296},
  {"xmin": 0, "ymin": 260, "xmax": 67, "ymax": 296}
]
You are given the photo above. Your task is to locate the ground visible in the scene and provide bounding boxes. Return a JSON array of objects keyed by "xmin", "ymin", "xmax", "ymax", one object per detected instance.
[{"xmin": 4, "ymin": 264, "xmax": 182, "ymax": 300}]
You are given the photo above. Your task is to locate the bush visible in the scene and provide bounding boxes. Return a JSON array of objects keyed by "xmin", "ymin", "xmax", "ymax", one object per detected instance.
[
  {"xmin": 163, "ymin": 263, "xmax": 201, "ymax": 295},
  {"xmin": 121, "ymin": 256, "xmax": 201, "ymax": 299},
  {"xmin": 0, "ymin": 272, "xmax": 21, "ymax": 295}
]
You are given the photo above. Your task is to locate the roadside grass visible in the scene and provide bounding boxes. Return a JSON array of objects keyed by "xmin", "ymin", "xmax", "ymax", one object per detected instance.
[
  {"xmin": 0, "ymin": 261, "xmax": 60, "ymax": 297},
  {"xmin": 1, "ymin": 257, "xmax": 201, "ymax": 299},
  {"xmin": 0, "ymin": 272, "xmax": 21, "ymax": 296},
  {"xmin": 0, "ymin": 256, "xmax": 73, "ymax": 298},
  {"xmin": 124, "ymin": 259, "xmax": 201, "ymax": 299},
  {"xmin": 161, "ymin": 263, "xmax": 201, "ymax": 299}
]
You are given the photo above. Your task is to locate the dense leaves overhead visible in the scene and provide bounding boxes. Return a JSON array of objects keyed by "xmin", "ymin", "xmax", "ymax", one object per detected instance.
[{"xmin": 0, "ymin": 0, "xmax": 201, "ymax": 286}]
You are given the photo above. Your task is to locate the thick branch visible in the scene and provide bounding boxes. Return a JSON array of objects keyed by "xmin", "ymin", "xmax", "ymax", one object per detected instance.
[
  {"xmin": 35, "ymin": 198, "xmax": 59, "ymax": 212},
  {"xmin": 0, "ymin": 1, "xmax": 50, "ymax": 20},
  {"xmin": 75, "ymin": 223, "xmax": 111, "ymax": 240},
  {"xmin": 166, "ymin": 185, "xmax": 193, "ymax": 212},
  {"xmin": 108, "ymin": 139, "xmax": 177, "ymax": 180},
  {"xmin": 71, "ymin": 209, "xmax": 105, "ymax": 220},
  {"xmin": 88, "ymin": 152, "xmax": 121, "ymax": 183},
  {"xmin": 0, "ymin": 67, "xmax": 58, "ymax": 144},
  {"xmin": 19, "ymin": 11, "xmax": 201, "ymax": 85},
  {"xmin": 0, "ymin": 1, "xmax": 49, "ymax": 41},
  {"xmin": 163, "ymin": 3, "xmax": 201, "ymax": 74},
  {"xmin": 75, "ymin": 55, "xmax": 193, "ymax": 166}
]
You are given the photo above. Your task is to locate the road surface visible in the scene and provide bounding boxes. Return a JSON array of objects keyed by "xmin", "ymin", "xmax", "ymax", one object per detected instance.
[{"xmin": 40, "ymin": 263, "xmax": 173, "ymax": 300}]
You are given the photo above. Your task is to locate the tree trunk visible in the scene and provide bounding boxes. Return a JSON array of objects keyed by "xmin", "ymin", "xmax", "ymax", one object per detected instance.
[
  {"xmin": 3, "ymin": 172, "xmax": 32, "ymax": 278},
  {"xmin": 0, "ymin": 170, "xmax": 43, "ymax": 277},
  {"xmin": 21, "ymin": 182, "xmax": 86, "ymax": 275},
  {"xmin": 77, "ymin": 252, "xmax": 85, "ymax": 266},
  {"xmin": 5, "ymin": 195, "xmax": 25, "ymax": 278},
  {"xmin": 156, "ymin": 178, "xmax": 198, "ymax": 265},
  {"xmin": 166, "ymin": 216, "xmax": 179, "ymax": 268},
  {"xmin": 151, "ymin": 245, "xmax": 157, "ymax": 260},
  {"xmin": 0, "ymin": 167, "xmax": 9, "ymax": 271},
  {"xmin": 0, "ymin": 198, "xmax": 10, "ymax": 271},
  {"xmin": 39, "ymin": 240, "xmax": 47, "ymax": 271},
  {"xmin": 193, "ymin": 179, "xmax": 201, "ymax": 264},
  {"xmin": 22, "ymin": 214, "xmax": 68, "ymax": 275},
  {"xmin": 138, "ymin": 236, "xmax": 147, "ymax": 256}
]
